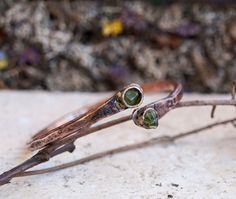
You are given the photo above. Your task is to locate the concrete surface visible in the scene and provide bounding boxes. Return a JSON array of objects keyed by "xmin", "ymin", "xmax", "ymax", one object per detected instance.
[{"xmin": 0, "ymin": 91, "xmax": 236, "ymax": 199}]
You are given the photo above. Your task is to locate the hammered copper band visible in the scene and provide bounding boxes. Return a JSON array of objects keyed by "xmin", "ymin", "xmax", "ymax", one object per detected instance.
[
  {"xmin": 29, "ymin": 80, "xmax": 183, "ymax": 150},
  {"xmin": 133, "ymin": 80, "xmax": 183, "ymax": 129},
  {"xmin": 29, "ymin": 84, "xmax": 143, "ymax": 150}
]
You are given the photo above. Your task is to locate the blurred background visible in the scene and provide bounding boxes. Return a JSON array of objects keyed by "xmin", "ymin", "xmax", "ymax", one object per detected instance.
[{"xmin": 0, "ymin": 0, "xmax": 235, "ymax": 93}]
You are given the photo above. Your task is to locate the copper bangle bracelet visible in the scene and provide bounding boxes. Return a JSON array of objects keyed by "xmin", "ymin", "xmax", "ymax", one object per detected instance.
[
  {"xmin": 29, "ymin": 80, "xmax": 183, "ymax": 151},
  {"xmin": 29, "ymin": 84, "xmax": 144, "ymax": 150}
]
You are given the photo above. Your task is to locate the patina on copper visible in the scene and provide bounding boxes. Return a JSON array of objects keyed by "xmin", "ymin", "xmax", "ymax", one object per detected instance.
[
  {"xmin": 133, "ymin": 80, "xmax": 183, "ymax": 129},
  {"xmin": 29, "ymin": 84, "xmax": 143, "ymax": 151},
  {"xmin": 29, "ymin": 80, "xmax": 183, "ymax": 151}
]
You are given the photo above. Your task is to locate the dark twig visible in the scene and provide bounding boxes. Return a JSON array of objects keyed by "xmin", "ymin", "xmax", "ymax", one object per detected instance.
[
  {"xmin": 16, "ymin": 116, "xmax": 236, "ymax": 177},
  {"xmin": 0, "ymin": 99, "xmax": 236, "ymax": 186},
  {"xmin": 232, "ymin": 81, "xmax": 236, "ymax": 100},
  {"xmin": 209, "ymin": 81, "xmax": 236, "ymax": 118},
  {"xmin": 210, "ymin": 105, "xmax": 216, "ymax": 118},
  {"xmin": 0, "ymin": 142, "xmax": 76, "ymax": 186}
]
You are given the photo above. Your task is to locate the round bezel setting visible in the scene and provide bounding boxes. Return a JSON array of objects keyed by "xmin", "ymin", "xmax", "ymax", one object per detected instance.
[
  {"xmin": 142, "ymin": 108, "xmax": 159, "ymax": 129},
  {"xmin": 121, "ymin": 84, "xmax": 143, "ymax": 108}
]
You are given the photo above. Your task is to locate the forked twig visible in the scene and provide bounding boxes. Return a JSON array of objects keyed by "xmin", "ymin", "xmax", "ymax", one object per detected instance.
[
  {"xmin": 0, "ymin": 98, "xmax": 236, "ymax": 186},
  {"xmin": 16, "ymin": 116, "xmax": 236, "ymax": 177}
]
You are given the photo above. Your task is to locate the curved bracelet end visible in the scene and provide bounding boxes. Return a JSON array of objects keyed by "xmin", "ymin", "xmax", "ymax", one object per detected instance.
[
  {"xmin": 118, "ymin": 84, "xmax": 144, "ymax": 109},
  {"xmin": 132, "ymin": 107, "xmax": 159, "ymax": 129}
]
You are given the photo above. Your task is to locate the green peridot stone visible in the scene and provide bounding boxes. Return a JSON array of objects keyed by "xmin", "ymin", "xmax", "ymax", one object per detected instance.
[
  {"xmin": 124, "ymin": 88, "xmax": 142, "ymax": 106},
  {"xmin": 143, "ymin": 108, "xmax": 158, "ymax": 128}
]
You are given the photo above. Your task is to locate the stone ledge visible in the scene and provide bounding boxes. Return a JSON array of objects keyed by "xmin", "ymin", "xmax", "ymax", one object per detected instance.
[{"xmin": 0, "ymin": 91, "xmax": 235, "ymax": 199}]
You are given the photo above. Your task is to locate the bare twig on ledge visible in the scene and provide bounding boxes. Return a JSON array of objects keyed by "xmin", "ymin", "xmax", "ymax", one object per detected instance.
[
  {"xmin": 232, "ymin": 81, "xmax": 236, "ymax": 100},
  {"xmin": 210, "ymin": 105, "xmax": 216, "ymax": 118},
  {"xmin": 0, "ymin": 98, "xmax": 236, "ymax": 186},
  {"xmin": 17, "ymin": 116, "xmax": 236, "ymax": 177}
]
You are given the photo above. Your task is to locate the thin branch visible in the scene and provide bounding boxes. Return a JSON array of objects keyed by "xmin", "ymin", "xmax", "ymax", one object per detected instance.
[
  {"xmin": 211, "ymin": 105, "xmax": 216, "ymax": 118},
  {"xmin": 17, "ymin": 116, "xmax": 236, "ymax": 177},
  {"xmin": 232, "ymin": 81, "xmax": 236, "ymax": 100},
  {"xmin": 0, "ymin": 99, "xmax": 236, "ymax": 186},
  {"xmin": 176, "ymin": 99, "xmax": 236, "ymax": 107},
  {"xmin": 0, "ymin": 142, "xmax": 76, "ymax": 186},
  {"xmin": 46, "ymin": 99, "xmax": 236, "ymax": 151}
]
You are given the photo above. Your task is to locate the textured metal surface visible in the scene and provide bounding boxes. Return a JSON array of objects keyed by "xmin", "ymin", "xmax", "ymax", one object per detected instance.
[
  {"xmin": 29, "ymin": 81, "xmax": 182, "ymax": 150},
  {"xmin": 28, "ymin": 84, "xmax": 144, "ymax": 150}
]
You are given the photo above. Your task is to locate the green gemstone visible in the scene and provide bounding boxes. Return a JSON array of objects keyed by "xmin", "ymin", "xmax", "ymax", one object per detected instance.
[
  {"xmin": 143, "ymin": 109, "xmax": 158, "ymax": 128},
  {"xmin": 124, "ymin": 88, "xmax": 142, "ymax": 106}
]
